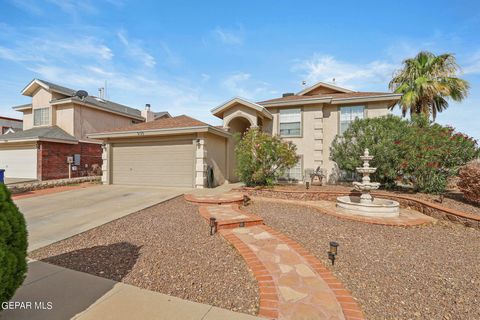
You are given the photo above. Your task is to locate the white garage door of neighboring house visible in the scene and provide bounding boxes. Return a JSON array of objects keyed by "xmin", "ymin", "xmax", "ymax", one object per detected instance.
[
  {"xmin": 112, "ymin": 140, "xmax": 195, "ymax": 187},
  {"xmin": 0, "ymin": 146, "xmax": 37, "ymax": 179}
]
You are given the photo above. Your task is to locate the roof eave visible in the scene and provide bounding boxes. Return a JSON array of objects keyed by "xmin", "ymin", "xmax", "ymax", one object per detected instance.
[
  {"xmin": 88, "ymin": 125, "xmax": 231, "ymax": 140},
  {"xmin": 211, "ymin": 97, "xmax": 273, "ymax": 120},
  {"xmin": 297, "ymin": 81, "xmax": 354, "ymax": 96},
  {"xmin": 51, "ymin": 98, "xmax": 144, "ymax": 121},
  {"xmin": 330, "ymin": 94, "xmax": 402, "ymax": 104},
  {"xmin": 261, "ymin": 97, "xmax": 332, "ymax": 107},
  {"xmin": 0, "ymin": 137, "xmax": 78, "ymax": 144}
]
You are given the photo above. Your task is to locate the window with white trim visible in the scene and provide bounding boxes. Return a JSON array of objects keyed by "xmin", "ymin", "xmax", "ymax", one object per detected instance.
[
  {"xmin": 279, "ymin": 108, "xmax": 301, "ymax": 137},
  {"xmin": 339, "ymin": 106, "xmax": 364, "ymax": 135},
  {"xmin": 283, "ymin": 158, "xmax": 303, "ymax": 181},
  {"xmin": 33, "ymin": 107, "xmax": 50, "ymax": 126}
]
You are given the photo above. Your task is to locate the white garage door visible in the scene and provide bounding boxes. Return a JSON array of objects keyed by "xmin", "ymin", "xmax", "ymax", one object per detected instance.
[
  {"xmin": 0, "ymin": 145, "xmax": 37, "ymax": 179},
  {"xmin": 112, "ymin": 140, "xmax": 194, "ymax": 187}
]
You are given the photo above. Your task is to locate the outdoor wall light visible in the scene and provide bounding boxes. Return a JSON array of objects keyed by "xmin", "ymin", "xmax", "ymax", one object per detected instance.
[
  {"xmin": 306, "ymin": 181, "xmax": 310, "ymax": 190},
  {"xmin": 209, "ymin": 217, "xmax": 217, "ymax": 235},
  {"xmin": 328, "ymin": 241, "xmax": 339, "ymax": 265}
]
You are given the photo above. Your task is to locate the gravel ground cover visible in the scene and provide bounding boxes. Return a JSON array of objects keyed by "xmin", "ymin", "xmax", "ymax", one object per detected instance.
[
  {"xmin": 273, "ymin": 184, "xmax": 480, "ymax": 216},
  {"xmin": 245, "ymin": 200, "xmax": 480, "ymax": 320},
  {"xmin": 30, "ymin": 197, "xmax": 259, "ymax": 315}
]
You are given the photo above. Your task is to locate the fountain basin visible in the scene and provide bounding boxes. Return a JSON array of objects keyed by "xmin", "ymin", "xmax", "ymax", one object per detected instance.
[{"xmin": 336, "ymin": 195, "xmax": 400, "ymax": 218}]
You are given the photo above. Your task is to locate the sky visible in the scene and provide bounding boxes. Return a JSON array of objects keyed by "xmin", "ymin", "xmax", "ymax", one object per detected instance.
[{"xmin": 0, "ymin": 0, "xmax": 479, "ymax": 139}]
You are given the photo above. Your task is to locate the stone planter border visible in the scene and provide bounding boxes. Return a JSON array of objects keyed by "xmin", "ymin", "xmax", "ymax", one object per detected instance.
[
  {"xmin": 7, "ymin": 176, "xmax": 101, "ymax": 194},
  {"xmin": 237, "ymin": 187, "xmax": 480, "ymax": 230}
]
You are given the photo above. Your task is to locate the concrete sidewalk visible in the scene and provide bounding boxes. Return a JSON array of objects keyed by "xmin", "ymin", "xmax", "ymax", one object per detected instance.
[{"xmin": 1, "ymin": 260, "xmax": 262, "ymax": 320}]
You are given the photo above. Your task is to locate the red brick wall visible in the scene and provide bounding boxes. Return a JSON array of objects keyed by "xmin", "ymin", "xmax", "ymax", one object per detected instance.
[{"xmin": 37, "ymin": 141, "xmax": 102, "ymax": 180}]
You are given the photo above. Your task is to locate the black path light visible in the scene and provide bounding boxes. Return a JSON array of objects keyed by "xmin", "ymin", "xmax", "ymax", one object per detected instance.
[
  {"xmin": 209, "ymin": 217, "xmax": 217, "ymax": 235},
  {"xmin": 306, "ymin": 181, "xmax": 310, "ymax": 190},
  {"xmin": 328, "ymin": 241, "xmax": 339, "ymax": 265}
]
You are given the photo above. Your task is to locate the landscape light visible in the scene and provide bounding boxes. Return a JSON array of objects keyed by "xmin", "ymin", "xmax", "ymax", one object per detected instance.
[
  {"xmin": 306, "ymin": 181, "xmax": 310, "ymax": 190},
  {"xmin": 328, "ymin": 241, "xmax": 339, "ymax": 265},
  {"xmin": 209, "ymin": 217, "xmax": 217, "ymax": 235}
]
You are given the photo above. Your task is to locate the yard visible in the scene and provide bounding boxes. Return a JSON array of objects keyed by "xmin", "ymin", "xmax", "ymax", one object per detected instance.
[
  {"xmin": 244, "ymin": 199, "xmax": 480, "ymax": 319},
  {"xmin": 29, "ymin": 197, "xmax": 259, "ymax": 315}
]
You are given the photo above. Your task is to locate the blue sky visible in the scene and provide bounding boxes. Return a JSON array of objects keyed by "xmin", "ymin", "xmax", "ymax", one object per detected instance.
[{"xmin": 0, "ymin": 0, "xmax": 479, "ymax": 139}]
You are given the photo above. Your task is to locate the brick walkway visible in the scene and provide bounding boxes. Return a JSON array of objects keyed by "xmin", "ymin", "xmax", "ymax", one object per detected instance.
[{"xmin": 186, "ymin": 193, "xmax": 364, "ymax": 320}]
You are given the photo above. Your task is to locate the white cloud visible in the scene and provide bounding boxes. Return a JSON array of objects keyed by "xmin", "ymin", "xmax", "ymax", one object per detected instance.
[
  {"xmin": 222, "ymin": 72, "xmax": 271, "ymax": 100},
  {"xmin": 117, "ymin": 31, "xmax": 156, "ymax": 68},
  {"xmin": 213, "ymin": 26, "xmax": 244, "ymax": 46},
  {"xmin": 463, "ymin": 51, "xmax": 480, "ymax": 75},
  {"xmin": 292, "ymin": 54, "xmax": 397, "ymax": 91}
]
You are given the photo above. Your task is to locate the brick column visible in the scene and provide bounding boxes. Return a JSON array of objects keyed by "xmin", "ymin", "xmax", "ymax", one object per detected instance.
[{"xmin": 194, "ymin": 136, "xmax": 207, "ymax": 188}]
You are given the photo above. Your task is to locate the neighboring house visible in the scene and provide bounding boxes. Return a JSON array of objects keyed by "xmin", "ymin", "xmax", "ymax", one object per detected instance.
[
  {"xmin": 0, "ymin": 79, "xmax": 169, "ymax": 181},
  {"xmin": 0, "ymin": 116, "xmax": 23, "ymax": 134},
  {"xmin": 89, "ymin": 81, "xmax": 401, "ymax": 188}
]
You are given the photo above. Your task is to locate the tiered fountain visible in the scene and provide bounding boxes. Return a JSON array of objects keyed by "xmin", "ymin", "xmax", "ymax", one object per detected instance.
[{"xmin": 336, "ymin": 148, "xmax": 400, "ymax": 217}]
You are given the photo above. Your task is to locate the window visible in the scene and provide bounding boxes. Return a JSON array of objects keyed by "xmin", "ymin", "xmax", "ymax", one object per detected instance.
[
  {"xmin": 339, "ymin": 106, "xmax": 364, "ymax": 135},
  {"xmin": 279, "ymin": 108, "xmax": 301, "ymax": 137},
  {"xmin": 33, "ymin": 107, "xmax": 50, "ymax": 126},
  {"xmin": 283, "ymin": 158, "xmax": 303, "ymax": 181}
]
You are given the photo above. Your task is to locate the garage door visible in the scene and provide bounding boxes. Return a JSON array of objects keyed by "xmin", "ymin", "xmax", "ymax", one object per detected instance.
[
  {"xmin": 0, "ymin": 145, "xmax": 37, "ymax": 179},
  {"xmin": 112, "ymin": 140, "xmax": 194, "ymax": 187}
]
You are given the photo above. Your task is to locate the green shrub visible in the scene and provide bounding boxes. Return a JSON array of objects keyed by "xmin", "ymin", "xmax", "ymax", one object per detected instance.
[
  {"xmin": 0, "ymin": 184, "xmax": 28, "ymax": 306},
  {"xmin": 331, "ymin": 115, "xmax": 479, "ymax": 193},
  {"xmin": 235, "ymin": 128, "xmax": 298, "ymax": 186}
]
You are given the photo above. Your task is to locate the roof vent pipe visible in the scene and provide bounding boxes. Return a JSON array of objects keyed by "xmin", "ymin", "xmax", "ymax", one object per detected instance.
[{"xmin": 145, "ymin": 104, "xmax": 151, "ymax": 111}]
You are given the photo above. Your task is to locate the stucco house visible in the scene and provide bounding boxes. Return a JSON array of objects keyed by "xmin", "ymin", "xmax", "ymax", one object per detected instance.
[
  {"xmin": 0, "ymin": 116, "xmax": 23, "ymax": 134},
  {"xmin": 0, "ymin": 79, "xmax": 169, "ymax": 181},
  {"xmin": 89, "ymin": 81, "xmax": 401, "ymax": 188}
]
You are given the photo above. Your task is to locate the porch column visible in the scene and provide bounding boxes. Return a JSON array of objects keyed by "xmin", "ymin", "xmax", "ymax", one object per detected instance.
[
  {"xmin": 101, "ymin": 143, "xmax": 111, "ymax": 185},
  {"xmin": 194, "ymin": 135, "xmax": 207, "ymax": 188}
]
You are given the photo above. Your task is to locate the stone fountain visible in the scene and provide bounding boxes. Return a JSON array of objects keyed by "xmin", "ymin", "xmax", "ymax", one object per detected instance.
[{"xmin": 336, "ymin": 148, "xmax": 400, "ymax": 217}]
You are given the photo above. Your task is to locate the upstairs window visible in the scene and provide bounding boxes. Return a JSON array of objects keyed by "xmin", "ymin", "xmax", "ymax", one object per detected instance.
[
  {"xmin": 34, "ymin": 107, "xmax": 50, "ymax": 126},
  {"xmin": 279, "ymin": 108, "xmax": 301, "ymax": 137},
  {"xmin": 339, "ymin": 106, "xmax": 364, "ymax": 135}
]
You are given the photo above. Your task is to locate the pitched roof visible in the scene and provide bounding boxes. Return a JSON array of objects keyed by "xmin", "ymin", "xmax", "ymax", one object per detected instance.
[
  {"xmin": 51, "ymin": 96, "xmax": 142, "ymax": 119},
  {"xmin": 297, "ymin": 81, "xmax": 354, "ymax": 95},
  {"xmin": 100, "ymin": 115, "xmax": 209, "ymax": 133},
  {"xmin": 258, "ymin": 91, "xmax": 401, "ymax": 106},
  {"xmin": 0, "ymin": 126, "xmax": 77, "ymax": 143},
  {"xmin": 20, "ymin": 79, "xmax": 143, "ymax": 119}
]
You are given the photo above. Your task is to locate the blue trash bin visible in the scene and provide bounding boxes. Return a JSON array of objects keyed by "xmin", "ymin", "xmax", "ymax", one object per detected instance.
[{"xmin": 0, "ymin": 169, "xmax": 4, "ymax": 184}]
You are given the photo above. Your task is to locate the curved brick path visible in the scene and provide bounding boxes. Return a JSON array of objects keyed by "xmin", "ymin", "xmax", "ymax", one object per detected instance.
[{"xmin": 186, "ymin": 193, "xmax": 364, "ymax": 320}]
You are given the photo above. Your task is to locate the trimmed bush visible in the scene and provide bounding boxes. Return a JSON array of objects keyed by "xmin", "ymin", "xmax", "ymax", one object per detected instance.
[
  {"xmin": 458, "ymin": 161, "xmax": 480, "ymax": 204},
  {"xmin": 235, "ymin": 128, "xmax": 298, "ymax": 186},
  {"xmin": 331, "ymin": 115, "xmax": 479, "ymax": 193},
  {"xmin": 0, "ymin": 184, "xmax": 28, "ymax": 306}
]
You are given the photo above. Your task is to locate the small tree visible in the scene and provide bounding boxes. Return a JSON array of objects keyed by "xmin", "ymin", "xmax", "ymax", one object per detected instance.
[
  {"xmin": 235, "ymin": 128, "xmax": 298, "ymax": 186},
  {"xmin": 0, "ymin": 184, "xmax": 28, "ymax": 307}
]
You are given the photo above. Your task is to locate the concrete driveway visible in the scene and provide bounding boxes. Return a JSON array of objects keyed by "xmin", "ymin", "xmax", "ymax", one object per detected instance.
[{"xmin": 15, "ymin": 185, "xmax": 189, "ymax": 251}]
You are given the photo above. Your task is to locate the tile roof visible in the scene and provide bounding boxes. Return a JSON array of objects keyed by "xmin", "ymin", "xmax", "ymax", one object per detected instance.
[
  {"xmin": 258, "ymin": 91, "xmax": 398, "ymax": 104},
  {"xmin": 100, "ymin": 115, "xmax": 209, "ymax": 133},
  {"xmin": 0, "ymin": 126, "xmax": 77, "ymax": 142}
]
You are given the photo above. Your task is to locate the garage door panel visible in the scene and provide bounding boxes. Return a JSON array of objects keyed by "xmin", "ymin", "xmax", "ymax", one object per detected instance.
[
  {"xmin": 0, "ymin": 146, "xmax": 37, "ymax": 179},
  {"xmin": 112, "ymin": 140, "xmax": 194, "ymax": 187}
]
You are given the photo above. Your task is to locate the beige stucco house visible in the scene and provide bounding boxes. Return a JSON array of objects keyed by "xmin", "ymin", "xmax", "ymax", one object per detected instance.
[
  {"xmin": 90, "ymin": 81, "xmax": 401, "ymax": 188},
  {"xmin": 1, "ymin": 79, "xmax": 169, "ymax": 180}
]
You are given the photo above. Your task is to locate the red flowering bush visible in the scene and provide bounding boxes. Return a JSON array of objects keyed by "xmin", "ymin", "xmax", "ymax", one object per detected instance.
[
  {"xmin": 457, "ymin": 161, "xmax": 480, "ymax": 204},
  {"xmin": 235, "ymin": 128, "xmax": 298, "ymax": 186},
  {"xmin": 331, "ymin": 115, "xmax": 479, "ymax": 193}
]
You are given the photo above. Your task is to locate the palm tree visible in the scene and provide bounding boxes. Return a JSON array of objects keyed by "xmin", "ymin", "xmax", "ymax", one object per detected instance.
[{"xmin": 389, "ymin": 51, "xmax": 469, "ymax": 119}]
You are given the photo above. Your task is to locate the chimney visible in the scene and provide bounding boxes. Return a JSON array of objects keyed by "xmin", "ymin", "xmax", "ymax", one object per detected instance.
[{"xmin": 141, "ymin": 104, "xmax": 155, "ymax": 122}]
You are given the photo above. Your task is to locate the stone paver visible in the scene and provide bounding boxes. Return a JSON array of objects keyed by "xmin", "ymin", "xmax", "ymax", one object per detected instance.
[
  {"xmin": 224, "ymin": 226, "xmax": 345, "ymax": 320},
  {"xmin": 191, "ymin": 192, "xmax": 365, "ymax": 320}
]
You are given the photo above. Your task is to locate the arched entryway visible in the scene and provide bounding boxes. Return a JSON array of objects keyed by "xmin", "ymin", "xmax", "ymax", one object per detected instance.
[{"xmin": 226, "ymin": 116, "xmax": 253, "ymax": 136}]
